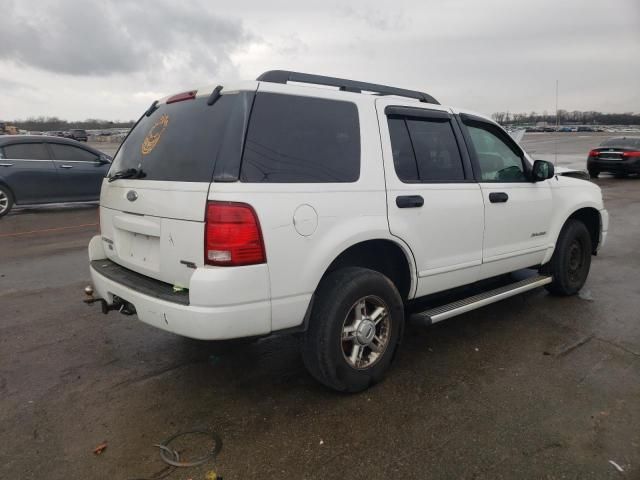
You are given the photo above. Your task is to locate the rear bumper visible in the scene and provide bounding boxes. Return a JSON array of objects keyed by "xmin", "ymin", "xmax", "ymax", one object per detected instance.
[
  {"xmin": 88, "ymin": 238, "xmax": 272, "ymax": 340},
  {"xmin": 588, "ymin": 158, "xmax": 640, "ymax": 173}
]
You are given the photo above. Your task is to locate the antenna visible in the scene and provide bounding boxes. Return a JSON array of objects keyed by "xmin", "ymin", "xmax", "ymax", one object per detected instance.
[{"xmin": 554, "ymin": 79, "xmax": 559, "ymax": 166}]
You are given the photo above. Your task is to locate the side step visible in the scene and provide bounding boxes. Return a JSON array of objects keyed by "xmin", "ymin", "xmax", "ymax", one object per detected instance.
[{"xmin": 410, "ymin": 275, "xmax": 552, "ymax": 326}]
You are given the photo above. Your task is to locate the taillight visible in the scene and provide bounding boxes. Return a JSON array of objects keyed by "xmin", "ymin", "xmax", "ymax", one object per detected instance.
[
  {"xmin": 622, "ymin": 151, "xmax": 640, "ymax": 158},
  {"xmin": 166, "ymin": 90, "xmax": 197, "ymax": 104},
  {"xmin": 205, "ymin": 201, "xmax": 266, "ymax": 266},
  {"xmin": 588, "ymin": 149, "xmax": 600, "ymax": 157}
]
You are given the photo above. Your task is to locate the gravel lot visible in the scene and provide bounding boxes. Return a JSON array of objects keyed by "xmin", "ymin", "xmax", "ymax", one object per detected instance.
[{"xmin": 1, "ymin": 132, "xmax": 639, "ymax": 479}]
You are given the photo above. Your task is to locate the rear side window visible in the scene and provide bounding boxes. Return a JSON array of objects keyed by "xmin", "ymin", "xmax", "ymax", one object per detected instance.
[
  {"xmin": 387, "ymin": 116, "xmax": 465, "ymax": 182},
  {"xmin": 50, "ymin": 144, "xmax": 98, "ymax": 162},
  {"xmin": 110, "ymin": 93, "xmax": 252, "ymax": 182},
  {"xmin": 240, "ymin": 93, "xmax": 360, "ymax": 183},
  {"xmin": 3, "ymin": 143, "xmax": 50, "ymax": 160}
]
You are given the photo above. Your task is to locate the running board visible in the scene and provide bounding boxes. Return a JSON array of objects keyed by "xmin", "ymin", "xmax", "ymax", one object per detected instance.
[{"xmin": 410, "ymin": 275, "xmax": 553, "ymax": 326}]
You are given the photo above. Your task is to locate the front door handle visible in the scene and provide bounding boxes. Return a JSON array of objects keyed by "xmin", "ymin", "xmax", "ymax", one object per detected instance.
[
  {"xmin": 489, "ymin": 192, "xmax": 509, "ymax": 203},
  {"xmin": 60, "ymin": 164, "xmax": 74, "ymax": 169},
  {"xmin": 0, "ymin": 163, "xmax": 13, "ymax": 167},
  {"xmin": 396, "ymin": 195, "xmax": 424, "ymax": 208}
]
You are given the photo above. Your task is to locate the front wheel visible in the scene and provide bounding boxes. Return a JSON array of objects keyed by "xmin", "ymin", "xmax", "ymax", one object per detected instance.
[
  {"xmin": 0, "ymin": 185, "xmax": 14, "ymax": 218},
  {"xmin": 543, "ymin": 219, "xmax": 592, "ymax": 296},
  {"xmin": 302, "ymin": 267, "xmax": 404, "ymax": 392}
]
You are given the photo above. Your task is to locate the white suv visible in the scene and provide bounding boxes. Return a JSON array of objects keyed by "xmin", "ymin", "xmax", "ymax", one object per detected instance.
[{"xmin": 87, "ymin": 70, "xmax": 608, "ymax": 392}]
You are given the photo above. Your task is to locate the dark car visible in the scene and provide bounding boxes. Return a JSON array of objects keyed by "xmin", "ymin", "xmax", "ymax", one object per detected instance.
[
  {"xmin": 587, "ymin": 137, "xmax": 640, "ymax": 178},
  {"xmin": 68, "ymin": 129, "xmax": 89, "ymax": 142},
  {"xmin": 0, "ymin": 136, "xmax": 111, "ymax": 217}
]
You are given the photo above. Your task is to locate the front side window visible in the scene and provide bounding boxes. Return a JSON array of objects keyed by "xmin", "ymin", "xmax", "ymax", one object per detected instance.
[
  {"xmin": 466, "ymin": 124, "xmax": 526, "ymax": 182},
  {"xmin": 50, "ymin": 144, "xmax": 98, "ymax": 162},
  {"xmin": 3, "ymin": 143, "xmax": 50, "ymax": 160},
  {"xmin": 240, "ymin": 93, "xmax": 360, "ymax": 183},
  {"xmin": 387, "ymin": 116, "xmax": 465, "ymax": 182}
]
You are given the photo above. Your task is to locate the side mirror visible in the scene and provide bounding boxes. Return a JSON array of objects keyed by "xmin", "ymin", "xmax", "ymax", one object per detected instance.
[
  {"xmin": 97, "ymin": 154, "xmax": 111, "ymax": 165},
  {"xmin": 532, "ymin": 160, "xmax": 554, "ymax": 182}
]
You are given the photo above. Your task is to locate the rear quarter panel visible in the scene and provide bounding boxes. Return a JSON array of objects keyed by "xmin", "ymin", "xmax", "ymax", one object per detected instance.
[{"xmin": 209, "ymin": 84, "xmax": 414, "ymax": 331}]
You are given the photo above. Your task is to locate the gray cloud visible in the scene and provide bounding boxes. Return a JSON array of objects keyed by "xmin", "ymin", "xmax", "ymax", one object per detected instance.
[
  {"xmin": 1, "ymin": 0, "xmax": 638, "ymax": 120},
  {"xmin": 0, "ymin": 0, "xmax": 253, "ymax": 76},
  {"xmin": 0, "ymin": 77, "xmax": 33, "ymax": 91},
  {"xmin": 341, "ymin": 5, "xmax": 409, "ymax": 31}
]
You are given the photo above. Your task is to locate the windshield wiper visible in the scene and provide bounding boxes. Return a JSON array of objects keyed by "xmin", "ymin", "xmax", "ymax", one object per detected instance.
[{"xmin": 108, "ymin": 168, "xmax": 146, "ymax": 182}]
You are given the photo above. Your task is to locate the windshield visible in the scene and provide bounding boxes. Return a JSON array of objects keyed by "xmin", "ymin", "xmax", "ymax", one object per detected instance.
[{"xmin": 110, "ymin": 92, "xmax": 250, "ymax": 182}]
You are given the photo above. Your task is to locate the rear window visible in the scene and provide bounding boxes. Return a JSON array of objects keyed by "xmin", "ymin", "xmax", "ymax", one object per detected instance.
[
  {"xmin": 110, "ymin": 93, "xmax": 252, "ymax": 182},
  {"xmin": 600, "ymin": 137, "xmax": 640, "ymax": 148},
  {"xmin": 240, "ymin": 93, "xmax": 360, "ymax": 183}
]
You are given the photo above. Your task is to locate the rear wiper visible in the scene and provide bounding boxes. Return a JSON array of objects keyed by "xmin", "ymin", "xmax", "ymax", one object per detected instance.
[{"xmin": 107, "ymin": 168, "xmax": 146, "ymax": 182}]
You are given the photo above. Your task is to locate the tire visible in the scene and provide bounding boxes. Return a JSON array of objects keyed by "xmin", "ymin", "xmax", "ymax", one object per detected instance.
[
  {"xmin": 588, "ymin": 169, "xmax": 599, "ymax": 179},
  {"xmin": 0, "ymin": 185, "xmax": 14, "ymax": 218},
  {"xmin": 544, "ymin": 219, "xmax": 592, "ymax": 296},
  {"xmin": 302, "ymin": 267, "xmax": 404, "ymax": 392}
]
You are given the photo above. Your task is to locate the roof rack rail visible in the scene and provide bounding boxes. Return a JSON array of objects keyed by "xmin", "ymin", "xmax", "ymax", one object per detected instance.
[{"xmin": 256, "ymin": 70, "xmax": 439, "ymax": 105}]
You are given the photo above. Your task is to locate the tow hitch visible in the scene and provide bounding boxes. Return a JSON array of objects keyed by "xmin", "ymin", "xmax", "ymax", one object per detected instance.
[{"xmin": 84, "ymin": 285, "xmax": 136, "ymax": 315}]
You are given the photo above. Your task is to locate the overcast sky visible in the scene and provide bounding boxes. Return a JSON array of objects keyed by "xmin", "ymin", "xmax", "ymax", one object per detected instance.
[{"xmin": 1, "ymin": 0, "xmax": 639, "ymax": 121}]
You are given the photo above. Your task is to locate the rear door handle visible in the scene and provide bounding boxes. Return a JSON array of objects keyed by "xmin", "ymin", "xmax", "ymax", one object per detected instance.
[
  {"xmin": 0, "ymin": 163, "xmax": 13, "ymax": 167},
  {"xmin": 489, "ymin": 192, "xmax": 509, "ymax": 203},
  {"xmin": 396, "ymin": 195, "xmax": 424, "ymax": 208},
  {"xmin": 60, "ymin": 164, "xmax": 74, "ymax": 169}
]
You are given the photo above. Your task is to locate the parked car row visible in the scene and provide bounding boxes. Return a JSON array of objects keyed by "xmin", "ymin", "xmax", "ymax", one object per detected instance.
[
  {"xmin": 43, "ymin": 129, "xmax": 89, "ymax": 141},
  {"xmin": 525, "ymin": 126, "xmax": 606, "ymax": 133},
  {"xmin": 0, "ymin": 135, "xmax": 111, "ymax": 217}
]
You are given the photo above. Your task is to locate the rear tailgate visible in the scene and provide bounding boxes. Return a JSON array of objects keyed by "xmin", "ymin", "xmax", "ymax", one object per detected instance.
[
  {"xmin": 99, "ymin": 180, "xmax": 208, "ymax": 287},
  {"xmin": 99, "ymin": 85, "xmax": 256, "ymax": 288}
]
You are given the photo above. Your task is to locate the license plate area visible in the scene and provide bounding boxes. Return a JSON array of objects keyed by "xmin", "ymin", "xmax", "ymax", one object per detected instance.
[{"xmin": 115, "ymin": 229, "xmax": 161, "ymax": 270}]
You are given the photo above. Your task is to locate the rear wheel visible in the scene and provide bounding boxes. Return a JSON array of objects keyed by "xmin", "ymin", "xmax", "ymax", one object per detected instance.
[
  {"xmin": 302, "ymin": 267, "xmax": 404, "ymax": 392},
  {"xmin": 544, "ymin": 219, "xmax": 592, "ymax": 296},
  {"xmin": 588, "ymin": 169, "xmax": 599, "ymax": 178},
  {"xmin": 0, "ymin": 185, "xmax": 14, "ymax": 218}
]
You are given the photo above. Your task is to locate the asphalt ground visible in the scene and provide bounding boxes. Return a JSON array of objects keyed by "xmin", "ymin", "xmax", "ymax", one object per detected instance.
[{"xmin": 1, "ymin": 132, "xmax": 639, "ymax": 479}]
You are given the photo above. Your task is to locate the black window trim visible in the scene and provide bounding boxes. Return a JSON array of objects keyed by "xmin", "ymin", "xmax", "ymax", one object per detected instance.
[
  {"xmin": 384, "ymin": 105, "xmax": 451, "ymax": 121},
  {"xmin": 385, "ymin": 106, "xmax": 474, "ymax": 184},
  {"xmin": 457, "ymin": 113, "xmax": 532, "ymax": 183}
]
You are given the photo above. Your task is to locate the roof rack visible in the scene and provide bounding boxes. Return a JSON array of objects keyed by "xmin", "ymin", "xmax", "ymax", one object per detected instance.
[{"xmin": 256, "ymin": 70, "xmax": 439, "ymax": 105}]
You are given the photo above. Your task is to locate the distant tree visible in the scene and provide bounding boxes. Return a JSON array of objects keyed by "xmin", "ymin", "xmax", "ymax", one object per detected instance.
[
  {"xmin": 491, "ymin": 109, "xmax": 640, "ymax": 126},
  {"xmin": 492, "ymin": 112, "xmax": 506, "ymax": 123},
  {"xmin": 2, "ymin": 116, "xmax": 135, "ymax": 132}
]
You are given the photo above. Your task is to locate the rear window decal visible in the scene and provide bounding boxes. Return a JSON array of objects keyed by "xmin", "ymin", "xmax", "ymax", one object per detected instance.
[{"xmin": 141, "ymin": 113, "xmax": 169, "ymax": 156}]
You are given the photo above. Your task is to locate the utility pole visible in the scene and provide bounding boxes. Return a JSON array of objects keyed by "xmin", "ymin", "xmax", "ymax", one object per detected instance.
[
  {"xmin": 554, "ymin": 80, "xmax": 559, "ymax": 165},
  {"xmin": 555, "ymin": 80, "xmax": 559, "ymax": 130}
]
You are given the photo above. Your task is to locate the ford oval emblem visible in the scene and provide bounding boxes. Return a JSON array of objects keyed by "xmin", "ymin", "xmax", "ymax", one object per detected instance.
[{"xmin": 126, "ymin": 190, "xmax": 138, "ymax": 202}]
